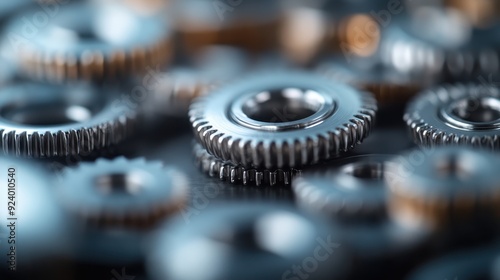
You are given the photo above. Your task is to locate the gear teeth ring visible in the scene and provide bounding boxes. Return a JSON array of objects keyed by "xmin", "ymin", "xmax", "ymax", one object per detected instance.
[
  {"xmin": 193, "ymin": 143, "xmax": 301, "ymax": 187},
  {"xmin": 404, "ymin": 84, "xmax": 500, "ymax": 150},
  {"xmin": 189, "ymin": 71, "xmax": 377, "ymax": 169}
]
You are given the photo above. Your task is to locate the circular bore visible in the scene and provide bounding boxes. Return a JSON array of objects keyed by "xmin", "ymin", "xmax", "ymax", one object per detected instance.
[
  {"xmin": 380, "ymin": 9, "xmax": 500, "ymax": 80},
  {"xmin": 189, "ymin": 71, "xmax": 377, "ymax": 169},
  {"xmin": 147, "ymin": 203, "xmax": 350, "ymax": 280},
  {"xmin": 386, "ymin": 147, "xmax": 500, "ymax": 230},
  {"xmin": 405, "ymin": 84, "xmax": 500, "ymax": 150},
  {"xmin": 293, "ymin": 155, "xmax": 393, "ymax": 219},
  {"xmin": 172, "ymin": 0, "xmax": 281, "ymax": 54},
  {"xmin": 0, "ymin": 82, "xmax": 137, "ymax": 157},
  {"xmin": 57, "ymin": 157, "xmax": 189, "ymax": 228},
  {"xmin": 193, "ymin": 142, "xmax": 301, "ymax": 187},
  {"xmin": 4, "ymin": 1, "xmax": 172, "ymax": 82}
]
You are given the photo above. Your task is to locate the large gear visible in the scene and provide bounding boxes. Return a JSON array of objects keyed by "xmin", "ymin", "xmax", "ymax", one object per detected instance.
[
  {"xmin": 404, "ymin": 84, "xmax": 500, "ymax": 149},
  {"xmin": 193, "ymin": 143, "xmax": 301, "ymax": 187},
  {"xmin": 293, "ymin": 155, "xmax": 394, "ymax": 219},
  {"xmin": 3, "ymin": 1, "xmax": 172, "ymax": 83},
  {"xmin": 189, "ymin": 71, "xmax": 377, "ymax": 169},
  {"xmin": 56, "ymin": 157, "xmax": 189, "ymax": 228},
  {"xmin": 0, "ymin": 82, "xmax": 137, "ymax": 157},
  {"xmin": 386, "ymin": 147, "xmax": 500, "ymax": 230}
]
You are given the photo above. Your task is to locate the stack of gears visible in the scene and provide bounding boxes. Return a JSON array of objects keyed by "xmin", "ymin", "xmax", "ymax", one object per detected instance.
[{"xmin": 1, "ymin": 0, "xmax": 500, "ymax": 279}]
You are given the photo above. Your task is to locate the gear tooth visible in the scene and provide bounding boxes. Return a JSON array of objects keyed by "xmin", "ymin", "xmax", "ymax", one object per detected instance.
[{"xmin": 30, "ymin": 132, "xmax": 41, "ymax": 158}]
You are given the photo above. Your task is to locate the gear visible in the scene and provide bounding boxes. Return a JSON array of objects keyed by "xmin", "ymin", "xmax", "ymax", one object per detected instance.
[
  {"xmin": 56, "ymin": 157, "xmax": 189, "ymax": 228},
  {"xmin": 386, "ymin": 147, "xmax": 500, "ymax": 230},
  {"xmin": 147, "ymin": 203, "xmax": 350, "ymax": 280},
  {"xmin": 0, "ymin": 82, "xmax": 137, "ymax": 157},
  {"xmin": 189, "ymin": 71, "xmax": 377, "ymax": 169},
  {"xmin": 380, "ymin": 9, "xmax": 500, "ymax": 80},
  {"xmin": 193, "ymin": 143, "xmax": 301, "ymax": 187},
  {"xmin": 4, "ymin": 1, "xmax": 172, "ymax": 83},
  {"xmin": 293, "ymin": 155, "xmax": 393, "ymax": 219},
  {"xmin": 404, "ymin": 84, "xmax": 500, "ymax": 149}
]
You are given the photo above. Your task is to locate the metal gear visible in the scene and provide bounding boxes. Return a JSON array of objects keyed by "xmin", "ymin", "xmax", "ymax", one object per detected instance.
[
  {"xmin": 293, "ymin": 155, "xmax": 394, "ymax": 219},
  {"xmin": 380, "ymin": 9, "xmax": 500, "ymax": 80},
  {"xmin": 386, "ymin": 147, "xmax": 500, "ymax": 230},
  {"xmin": 4, "ymin": 1, "xmax": 172, "ymax": 83},
  {"xmin": 0, "ymin": 82, "xmax": 137, "ymax": 158},
  {"xmin": 189, "ymin": 71, "xmax": 377, "ymax": 169},
  {"xmin": 404, "ymin": 84, "xmax": 500, "ymax": 149},
  {"xmin": 193, "ymin": 142, "xmax": 301, "ymax": 187},
  {"xmin": 56, "ymin": 157, "xmax": 189, "ymax": 228},
  {"xmin": 147, "ymin": 203, "xmax": 350, "ymax": 280}
]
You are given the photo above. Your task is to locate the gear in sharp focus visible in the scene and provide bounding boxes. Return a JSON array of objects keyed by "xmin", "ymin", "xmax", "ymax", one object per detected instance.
[
  {"xmin": 193, "ymin": 142, "xmax": 301, "ymax": 187},
  {"xmin": 293, "ymin": 154, "xmax": 394, "ymax": 219},
  {"xmin": 380, "ymin": 9, "xmax": 500, "ymax": 80},
  {"xmin": 147, "ymin": 203, "xmax": 350, "ymax": 280},
  {"xmin": 3, "ymin": 1, "xmax": 172, "ymax": 83},
  {"xmin": 386, "ymin": 147, "xmax": 500, "ymax": 230},
  {"xmin": 189, "ymin": 71, "xmax": 377, "ymax": 169},
  {"xmin": 0, "ymin": 82, "xmax": 137, "ymax": 158},
  {"xmin": 56, "ymin": 157, "xmax": 189, "ymax": 228},
  {"xmin": 404, "ymin": 84, "xmax": 500, "ymax": 150}
]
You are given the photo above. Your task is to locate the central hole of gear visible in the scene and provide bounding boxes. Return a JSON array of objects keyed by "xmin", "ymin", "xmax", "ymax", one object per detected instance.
[
  {"xmin": 342, "ymin": 162, "xmax": 385, "ymax": 181},
  {"xmin": 2, "ymin": 104, "xmax": 93, "ymax": 126},
  {"xmin": 95, "ymin": 173, "xmax": 145, "ymax": 195},
  {"xmin": 450, "ymin": 97, "xmax": 500, "ymax": 123},
  {"xmin": 242, "ymin": 88, "xmax": 322, "ymax": 123}
]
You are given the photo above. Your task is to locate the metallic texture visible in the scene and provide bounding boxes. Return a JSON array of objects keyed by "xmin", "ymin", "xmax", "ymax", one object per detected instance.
[
  {"xmin": 380, "ymin": 10, "xmax": 500, "ymax": 80},
  {"xmin": 189, "ymin": 71, "xmax": 377, "ymax": 169},
  {"xmin": 193, "ymin": 143, "xmax": 301, "ymax": 187},
  {"xmin": 405, "ymin": 84, "xmax": 500, "ymax": 150},
  {"xmin": 386, "ymin": 147, "xmax": 500, "ymax": 229},
  {"xmin": 0, "ymin": 82, "xmax": 137, "ymax": 157},
  {"xmin": 57, "ymin": 157, "xmax": 189, "ymax": 228},
  {"xmin": 147, "ymin": 203, "xmax": 350, "ymax": 280},
  {"xmin": 4, "ymin": 1, "xmax": 172, "ymax": 82},
  {"xmin": 293, "ymin": 155, "xmax": 393, "ymax": 219}
]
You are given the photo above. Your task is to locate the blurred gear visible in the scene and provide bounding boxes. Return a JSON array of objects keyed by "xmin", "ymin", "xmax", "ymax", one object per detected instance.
[
  {"xmin": 189, "ymin": 71, "xmax": 377, "ymax": 169},
  {"xmin": 405, "ymin": 84, "xmax": 500, "ymax": 149},
  {"xmin": 172, "ymin": 0, "xmax": 281, "ymax": 54},
  {"xmin": 4, "ymin": 1, "xmax": 172, "ymax": 82},
  {"xmin": 57, "ymin": 157, "xmax": 188, "ymax": 228},
  {"xmin": 445, "ymin": 0, "xmax": 500, "ymax": 27},
  {"xmin": 381, "ymin": 8, "xmax": 500, "ymax": 80},
  {"xmin": 147, "ymin": 203, "xmax": 350, "ymax": 280},
  {"xmin": 386, "ymin": 147, "xmax": 500, "ymax": 230},
  {"xmin": 0, "ymin": 82, "xmax": 137, "ymax": 157},
  {"xmin": 293, "ymin": 155, "xmax": 393, "ymax": 219},
  {"xmin": 193, "ymin": 143, "xmax": 301, "ymax": 186}
]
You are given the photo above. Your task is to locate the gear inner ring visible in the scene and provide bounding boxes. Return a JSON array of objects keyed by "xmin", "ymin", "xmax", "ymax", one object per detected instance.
[
  {"xmin": 229, "ymin": 87, "xmax": 336, "ymax": 131},
  {"xmin": 439, "ymin": 96, "xmax": 500, "ymax": 130}
]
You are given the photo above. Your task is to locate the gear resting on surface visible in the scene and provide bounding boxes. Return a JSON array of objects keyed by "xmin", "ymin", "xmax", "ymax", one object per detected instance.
[{"xmin": 189, "ymin": 71, "xmax": 377, "ymax": 169}]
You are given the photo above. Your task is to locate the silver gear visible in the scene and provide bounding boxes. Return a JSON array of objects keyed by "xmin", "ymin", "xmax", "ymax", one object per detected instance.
[
  {"xmin": 193, "ymin": 142, "xmax": 301, "ymax": 187},
  {"xmin": 405, "ymin": 84, "xmax": 500, "ymax": 149},
  {"xmin": 293, "ymin": 155, "xmax": 393, "ymax": 219},
  {"xmin": 189, "ymin": 71, "xmax": 377, "ymax": 169},
  {"xmin": 56, "ymin": 157, "xmax": 189, "ymax": 228},
  {"xmin": 0, "ymin": 82, "xmax": 138, "ymax": 157}
]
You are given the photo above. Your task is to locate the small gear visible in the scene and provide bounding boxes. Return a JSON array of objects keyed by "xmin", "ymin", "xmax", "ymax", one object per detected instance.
[
  {"xmin": 386, "ymin": 147, "xmax": 500, "ymax": 230},
  {"xmin": 4, "ymin": 1, "xmax": 172, "ymax": 83},
  {"xmin": 404, "ymin": 84, "xmax": 500, "ymax": 150},
  {"xmin": 147, "ymin": 203, "xmax": 350, "ymax": 280},
  {"xmin": 293, "ymin": 155, "xmax": 393, "ymax": 219},
  {"xmin": 193, "ymin": 143, "xmax": 301, "ymax": 187},
  {"xmin": 380, "ymin": 9, "xmax": 500, "ymax": 80},
  {"xmin": 57, "ymin": 157, "xmax": 189, "ymax": 228},
  {"xmin": 189, "ymin": 71, "xmax": 377, "ymax": 169},
  {"xmin": 0, "ymin": 82, "xmax": 137, "ymax": 157}
]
